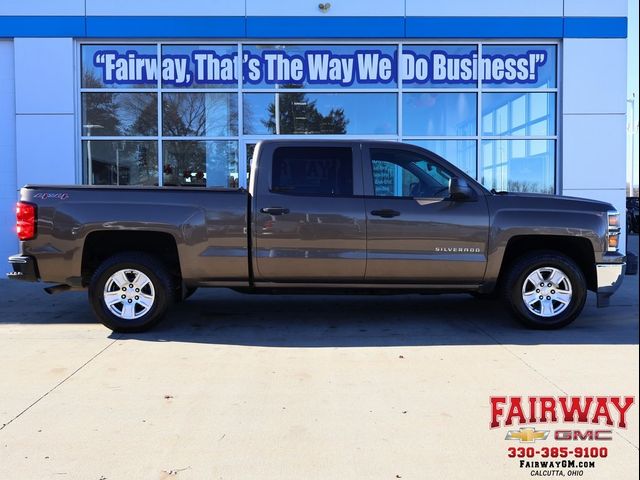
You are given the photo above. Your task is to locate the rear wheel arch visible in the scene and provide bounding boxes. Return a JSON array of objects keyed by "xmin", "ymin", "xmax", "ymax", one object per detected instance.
[{"xmin": 81, "ymin": 230, "xmax": 182, "ymax": 287}]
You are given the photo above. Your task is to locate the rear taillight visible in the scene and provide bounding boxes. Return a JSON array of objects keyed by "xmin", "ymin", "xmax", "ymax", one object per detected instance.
[{"xmin": 16, "ymin": 202, "xmax": 36, "ymax": 241}]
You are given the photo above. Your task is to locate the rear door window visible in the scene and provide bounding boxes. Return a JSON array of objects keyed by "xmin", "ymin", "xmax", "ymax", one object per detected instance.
[{"xmin": 272, "ymin": 147, "xmax": 353, "ymax": 196}]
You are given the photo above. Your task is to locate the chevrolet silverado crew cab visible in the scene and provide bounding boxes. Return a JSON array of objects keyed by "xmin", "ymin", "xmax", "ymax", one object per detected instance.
[{"xmin": 8, "ymin": 140, "xmax": 626, "ymax": 332}]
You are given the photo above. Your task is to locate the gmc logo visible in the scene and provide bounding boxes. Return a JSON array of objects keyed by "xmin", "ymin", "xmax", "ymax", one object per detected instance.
[{"xmin": 554, "ymin": 430, "xmax": 613, "ymax": 441}]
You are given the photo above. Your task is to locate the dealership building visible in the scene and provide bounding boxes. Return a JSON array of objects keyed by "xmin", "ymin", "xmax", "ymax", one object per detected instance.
[{"xmin": 0, "ymin": 1, "xmax": 630, "ymax": 272}]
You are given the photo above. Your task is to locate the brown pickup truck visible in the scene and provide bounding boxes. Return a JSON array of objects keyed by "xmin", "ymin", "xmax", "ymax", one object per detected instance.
[{"xmin": 8, "ymin": 140, "xmax": 626, "ymax": 332}]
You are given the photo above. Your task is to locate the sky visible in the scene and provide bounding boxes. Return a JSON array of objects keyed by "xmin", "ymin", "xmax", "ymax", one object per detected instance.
[{"xmin": 627, "ymin": 0, "xmax": 639, "ymax": 193}]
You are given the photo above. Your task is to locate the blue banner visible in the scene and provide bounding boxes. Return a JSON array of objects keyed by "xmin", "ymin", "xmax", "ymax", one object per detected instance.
[{"xmin": 91, "ymin": 47, "xmax": 549, "ymax": 87}]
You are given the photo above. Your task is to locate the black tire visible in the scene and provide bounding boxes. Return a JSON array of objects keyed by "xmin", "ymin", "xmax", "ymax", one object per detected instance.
[
  {"xmin": 503, "ymin": 251, "xmax": 587, "ymax": 329},
  {"xmin": 89, "ymin": 252, "xmax": 174, "ymax": 332}
]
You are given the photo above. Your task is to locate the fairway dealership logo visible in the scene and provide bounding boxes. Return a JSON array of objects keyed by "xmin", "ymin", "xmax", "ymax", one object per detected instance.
[
  {"xmin": 92, "ymin": 48, "xmax": 548, "ymax": 87},
  {"xmin": 491, "ymin": 396, "xmax": 635, "ymax": 477},
  {"xmin": 490, "ymin": 396, "xmax": 635, "ymax": 429}
]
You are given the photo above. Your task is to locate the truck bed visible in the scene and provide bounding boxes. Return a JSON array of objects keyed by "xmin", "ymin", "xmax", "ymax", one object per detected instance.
[{"xmin": 19, "ymin": 185, "xmax": 249, "ymax": 286}]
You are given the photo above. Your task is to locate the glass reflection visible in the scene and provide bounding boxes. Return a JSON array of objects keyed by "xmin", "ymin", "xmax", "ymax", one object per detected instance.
[
  {"xmin": 163, "ymin": 140, "xmax": 238, "ymax": 188},
  {"xmin": 246, "ymin": 143, "xmax": 257, "ymax": 183},
  {"xmin": 482, "ymin": 93, "xmax": 555, "ymax": 136},
  {"xmin": 243, "ymin": 92, "xmax": 396, "ymax": 135},
  {"xmin": 403, "ymin": 93, "xmax": 476, "ymax": 136},
  {"xmin": 407, "ymin": 140, "xmax": 477, "ymax": 177},
  {"xmin": 481, "ymin": 140, "xmax": 555, "ymax": 193},
  {"xmin": 162, "ymin": 93, "xmax": 238, "ymax": 136},
  {"xmin": 242, "ymin": 94, "xmax": 273, "ymax": 135},
  {"xmin": 83, "ymin": 140, "xmax": 158, "ymax": 185},
  {"xmin": 82, "ymin": 93, "xmax": 157, "ymax": 136}
]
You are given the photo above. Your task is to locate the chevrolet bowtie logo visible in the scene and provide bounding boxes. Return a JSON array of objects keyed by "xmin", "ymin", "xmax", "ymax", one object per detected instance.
[{"xmin": 505, "ymin": 428, "xmax": 550, "ymax": 443}]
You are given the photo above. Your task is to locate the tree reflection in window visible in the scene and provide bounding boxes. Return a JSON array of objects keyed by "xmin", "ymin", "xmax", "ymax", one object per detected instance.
[
  {"xmin": 162, "ymin": 93, "xmax": 238, "ymax": 137},
  {"xmin": 82, "ymin": 72, "xmax": 121, "ymax": 135},
  {"xmin": 82, "ymin": 72, "xmax": 157, "ymax": 137},
  {"xmin": 163, "ymin": 141, "xmax": 238, "ymax": 188},
  {"xmin": 263, "ymin": 90, "xmax": 348, "ymax": 134}
]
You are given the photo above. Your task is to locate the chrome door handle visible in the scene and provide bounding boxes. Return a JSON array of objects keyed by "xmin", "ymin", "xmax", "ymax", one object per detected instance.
[{"xmin": 260, "ymin": 207, "xmax": 290, "ymax": 215}]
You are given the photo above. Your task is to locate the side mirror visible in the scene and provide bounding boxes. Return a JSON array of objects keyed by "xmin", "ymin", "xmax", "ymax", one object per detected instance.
[{"xmin": 449, "ymin": 177, "xmax": 474, "ymax": 200}]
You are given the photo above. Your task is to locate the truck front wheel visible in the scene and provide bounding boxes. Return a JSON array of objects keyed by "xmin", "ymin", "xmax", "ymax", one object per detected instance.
[
  {"xmin": 504, "ymin": 252, "xmax": 587, "ymax": 329},
  {"xmin": 88, "ymin": 252, "xmax": 174, "ymax": 332}
]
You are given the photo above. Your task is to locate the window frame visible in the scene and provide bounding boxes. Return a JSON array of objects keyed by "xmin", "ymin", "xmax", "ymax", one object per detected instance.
[{"xmin": 76, "ymin": 40, "xmax": 560, "ymax": 193}]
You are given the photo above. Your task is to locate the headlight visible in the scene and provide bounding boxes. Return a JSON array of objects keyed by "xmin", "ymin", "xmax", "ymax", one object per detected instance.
[{"xmin": 607, "ymin": 211, "xmax": 620, "ymax": 252}]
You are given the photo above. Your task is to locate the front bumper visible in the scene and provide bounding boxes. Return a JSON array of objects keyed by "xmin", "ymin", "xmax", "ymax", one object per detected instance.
[
  {"xmin": 7, "ymin": 255, "xmax": 39, "ymax": 282},
  {"xmin": 595, "ymin": 262, "xmax": 625, "ymax": 307}
]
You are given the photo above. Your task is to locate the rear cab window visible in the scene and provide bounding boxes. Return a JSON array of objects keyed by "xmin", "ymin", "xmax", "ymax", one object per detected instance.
[{"xmin": 271, "ymin": 147, "xmax": 353, "ymax": 196}]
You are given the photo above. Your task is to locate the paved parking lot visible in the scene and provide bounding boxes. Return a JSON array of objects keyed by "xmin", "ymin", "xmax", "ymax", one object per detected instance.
[{"xmin": 1, "ymin": 237, "xmax": 638, "ymax": 480}]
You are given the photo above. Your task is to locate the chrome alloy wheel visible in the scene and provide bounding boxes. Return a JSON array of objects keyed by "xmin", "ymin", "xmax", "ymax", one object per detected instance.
[
  {"xmin": 521, "ymin": 267, "xmax": 573, "ymax": 318},
  {"xmin": 103, "ymin": 269, "xmax": 155, "ymax": 320}
]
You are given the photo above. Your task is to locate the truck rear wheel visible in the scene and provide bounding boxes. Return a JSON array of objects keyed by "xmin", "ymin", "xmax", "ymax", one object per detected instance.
[
  {"xmin": 504, "ymin": 252, "xmax": 587, "ymax": 329},
  {"xmin": 88, "ymin": 252, "xmax": 173, "ymax": 332}
]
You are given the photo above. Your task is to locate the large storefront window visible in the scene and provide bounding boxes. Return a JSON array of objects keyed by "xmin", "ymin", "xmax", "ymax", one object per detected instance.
[{"xmin": 80, "ymin": 42, "xmax": 557, "ymax": 192}]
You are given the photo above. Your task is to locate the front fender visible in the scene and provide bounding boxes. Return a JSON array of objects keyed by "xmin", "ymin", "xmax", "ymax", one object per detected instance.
[{"xmin": 484, "ymin": 208, "xmax": 605, "ymax": 286}]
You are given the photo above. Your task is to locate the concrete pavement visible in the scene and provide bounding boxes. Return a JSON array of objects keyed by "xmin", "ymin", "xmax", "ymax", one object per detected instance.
[{"xmin": 0, "ymin": 237, "xmax": 638, "ymax": 480}]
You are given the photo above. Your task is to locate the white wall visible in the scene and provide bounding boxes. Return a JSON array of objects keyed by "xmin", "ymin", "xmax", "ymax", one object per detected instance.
[
  {"xmin": 0, "ymin": 0, "xmax": 630, "ymax": 18},
  {"xmin": 0, "ymin": 0, "xmax": 85, "ymax": 16},
  {"xmin": 85, "ymin": 0, "xmax": 244, "ymax": 16},
  {"xmin": 0, "ymin": 38, "xmax": 77, "ymax": 275},
  {"xmin": 246, "ymin": 0, "xmax": 403, "ymax": 16},
  {"xmin": 14, "ymin": 38, "xmax": 77, "ymax": 189},
  {"xmin": 0, "ymin": 41, "xmax": 17, "ymax": 274},
  {"xmin": 564, "ymin": 0, "xmax": 627, "ymax": 17},
  {"xmin": 406, "ymin": 0, "xmax": 562, "ymax": 17},
  {"xmin": 561, "ymin": 38, "xmax": 628, "ymax": 252}
]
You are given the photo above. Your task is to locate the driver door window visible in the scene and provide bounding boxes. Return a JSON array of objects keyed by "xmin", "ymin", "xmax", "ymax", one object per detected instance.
[{"xmin": 370, "ymin": 149, "xmax": 451, "ymax": 198}]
